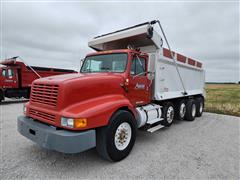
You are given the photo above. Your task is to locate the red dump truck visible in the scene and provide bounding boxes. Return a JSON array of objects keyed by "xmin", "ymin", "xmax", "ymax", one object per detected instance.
[
  {"xmin": 0, "ymin": 57, "xmax": 76, "ymax": 101},
  {"xmin": 18, "ymin": 20, "xmax": 205, "ymax": 161}
]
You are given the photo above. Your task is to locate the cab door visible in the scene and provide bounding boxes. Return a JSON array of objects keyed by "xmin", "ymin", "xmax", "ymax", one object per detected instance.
[
  {"xmin": 127, "ymin": 55, "xmax": 151, "ymax": 106},
  {"xmin": 3, "ymin": 68, "xmax": 18, "ymax": 88}
]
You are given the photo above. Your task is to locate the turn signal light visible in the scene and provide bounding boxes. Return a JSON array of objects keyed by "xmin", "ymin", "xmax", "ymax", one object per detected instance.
[{"xmin": 74, "ymin": 118, "xmax": 87, "ymax": 128}]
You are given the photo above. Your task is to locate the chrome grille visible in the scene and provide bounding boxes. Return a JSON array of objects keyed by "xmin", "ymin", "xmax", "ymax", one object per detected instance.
[
  {"xmin": 29, "ymin": 108, "xmax": 55, "ymax": 122},
  {"xmin": 31, "ymin": 83, "xmax": 59, "ymax": 107}
]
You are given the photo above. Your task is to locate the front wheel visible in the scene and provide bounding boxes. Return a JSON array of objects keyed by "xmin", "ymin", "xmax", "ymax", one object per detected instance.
[
  {"xmin": 96, "ymin": 110, "xmax": 136, "ymax": 162},
  {"xmin": 0, "ymin": 90, "xmax": 4, "ymax": 102}
]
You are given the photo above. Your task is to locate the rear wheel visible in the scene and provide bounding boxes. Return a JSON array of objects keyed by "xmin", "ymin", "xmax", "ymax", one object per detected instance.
[
  {"xmin": 161, "ymin": 102, "xmax": 175, "ymax": 127},
  {"xmin": 174, "ymin": 99, "xmax": 186, "ymax": 120},
  {"xmin": 96, "ymin": 110, "xmax": 136, "ymax": 162},
  {"xmin": 185, "ymin": 99, "xmax": 197, "ymax": 121},
  {"xmin": 196, "ymin": 97, "xmax": 204, "ymax": 117}
]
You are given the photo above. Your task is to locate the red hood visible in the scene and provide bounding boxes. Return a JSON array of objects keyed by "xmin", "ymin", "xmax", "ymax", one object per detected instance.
[
  {"xmin": 34, "ymin": 73, "xmax": 81, "ymax": 83},
  {"xmin": 34, "ymin": 72, "xmax": 123, "ymax": 84},
  {"xmin": 32, "ymin": 72, "xmax": 126, "ymax": 109}
]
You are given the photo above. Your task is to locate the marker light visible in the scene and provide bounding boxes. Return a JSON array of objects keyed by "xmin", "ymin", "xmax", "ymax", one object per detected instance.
[
  {"xmin": 74, "ymin": 118, "xmax": 87, "ymax": 128},
  {"xmin": 125, "ymin": 78, "xmax": 129, "ymax": 86}
]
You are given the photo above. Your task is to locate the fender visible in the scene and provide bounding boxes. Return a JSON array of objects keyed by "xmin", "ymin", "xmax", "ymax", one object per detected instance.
[{"xmin": 61, "ymin": 94, "xmax": 136, "ymax": 130}]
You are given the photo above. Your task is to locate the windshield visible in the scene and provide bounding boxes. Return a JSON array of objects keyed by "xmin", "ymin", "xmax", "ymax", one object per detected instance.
[{"xmin": 81, "ymin": 53, "xmax": 128, "ymax": 73}]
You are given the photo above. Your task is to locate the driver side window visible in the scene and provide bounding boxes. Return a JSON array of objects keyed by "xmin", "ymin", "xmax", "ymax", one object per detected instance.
[
  {"xmin": 2, "ymin": 69, "xmax": 6, "ymax": 77},
  {"xmin": 130, "ymin": 57, "xmax": 146, "ymax": 76},
  {"xmin": 8, "ymin": 69, "xmax": 14, "ymax": 78}
]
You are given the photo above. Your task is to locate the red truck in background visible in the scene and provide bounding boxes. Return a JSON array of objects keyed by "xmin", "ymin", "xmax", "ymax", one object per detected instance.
[
  {"xmin": 18, "ymin": 20, "xmax": 205, "ymax": 162},
  {"xmin": 0, "ymin": 57, "xmax": 76, "ymax": 102}
]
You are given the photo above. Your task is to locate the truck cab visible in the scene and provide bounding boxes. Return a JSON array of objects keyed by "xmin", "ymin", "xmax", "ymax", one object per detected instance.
[
  {"xmin": 81, "ymin": 50, "xmax": 151, "ymax": 106},
  {"xmin": 0, "ymin": 58, "xmax": 77, "ymax": 101},
  {"xmin": 22, "ymin": 49, "xmax": 151, "ymax": 130},
  {"xmin": 0, "ymin": 66, "xmax": 18, "ymax": 88},
  {"xmin": 0, "ymin": 65, "xmax": 19, "ymax": 100},
  {"xmin": 18, "ymin": 21, "xmax": 205, "ymax": 162}
]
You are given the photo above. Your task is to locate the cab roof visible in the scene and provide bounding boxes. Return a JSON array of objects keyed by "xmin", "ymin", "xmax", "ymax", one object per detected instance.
[{"xmin": 86, "ymin": 49, "xmax": 148, "ymax": 57}]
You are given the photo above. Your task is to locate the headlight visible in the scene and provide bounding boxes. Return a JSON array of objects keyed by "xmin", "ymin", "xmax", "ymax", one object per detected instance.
[
  {"xmin": 61, "ymin": 117, "xmax": 74, "ymax": 128},
  {"xmin": 61, "ymin": 117, "xmax": 87, "ymax": 128}
]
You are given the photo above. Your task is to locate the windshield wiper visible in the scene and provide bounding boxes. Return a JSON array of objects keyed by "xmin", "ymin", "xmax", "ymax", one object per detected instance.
[
  {"xmin": 101, "ymin": 67, "xmax": 111, "ymax": 72},
  {"xmin": 83, "ymin": 68, "xmax": 92, "ymax": 72}
]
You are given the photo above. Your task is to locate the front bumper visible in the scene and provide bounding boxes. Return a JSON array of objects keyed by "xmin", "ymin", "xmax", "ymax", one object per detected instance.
[{"xmin": 17, "ymin": 116, "xmax": 96, "ymax": 153}]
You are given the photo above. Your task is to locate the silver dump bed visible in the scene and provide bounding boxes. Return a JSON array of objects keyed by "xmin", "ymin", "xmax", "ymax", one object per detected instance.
[{"xmin": 88, "ymin": 22, "xmax": 205, "ymax": 100}]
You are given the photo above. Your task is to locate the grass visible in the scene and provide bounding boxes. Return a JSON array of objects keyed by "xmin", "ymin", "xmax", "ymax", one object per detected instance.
[{"xmin": 205, "ymin": 84, "xmax": 240, "ymax": 117}]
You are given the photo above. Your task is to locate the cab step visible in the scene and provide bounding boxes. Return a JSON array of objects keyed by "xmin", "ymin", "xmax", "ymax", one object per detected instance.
[
  {"xmin": 147, "ymin": 124, "xmax": 165, "ymax": 133},
  {"xmin": 146, "ymin": 118, "xmax": 164, "ymax": 125}
]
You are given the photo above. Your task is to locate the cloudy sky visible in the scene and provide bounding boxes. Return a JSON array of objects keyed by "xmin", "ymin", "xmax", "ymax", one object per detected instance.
[{"xmin": 1, "ymin": 1, "xmax": 239, "ymax": 82}]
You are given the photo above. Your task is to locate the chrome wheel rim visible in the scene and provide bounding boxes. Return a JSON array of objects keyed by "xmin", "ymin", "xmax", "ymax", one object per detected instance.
[
  {"xmin": 114, "ymin": 122, "xmax": 132, "ymax": 151},
  {"xmin": 192, "ymin": 104, "xmax": 196, "ymax": 117},
  {"xmin": 167, "ymin": 106, "xmax": 174, "ymax": 123},
  {"xmin": 180, "ymin": 103, "xmax": 186, "ymax": 118}
]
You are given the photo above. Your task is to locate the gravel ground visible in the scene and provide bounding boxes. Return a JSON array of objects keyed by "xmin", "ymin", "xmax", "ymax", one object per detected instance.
[{"xmin": 0, "ymin": 102, "xmax": 239, "ymax": 180}]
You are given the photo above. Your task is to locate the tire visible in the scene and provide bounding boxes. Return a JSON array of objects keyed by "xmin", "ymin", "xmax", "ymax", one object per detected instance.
[
  {"xmin": 25, "ymin": 90, "xmax": 30, "ymax": 99},
  {"xmin": 185, "ymin": 99, "xmax": 197, "ymax": 121},
  {"xmin": 196, "ymin": 97, "xmax": 204, "ymax": 117},
  {"xmin": 0, "ymin": 90, "xmax": 4, "ymax": 102},
  {"xmin": 161, "ymin": 102, "xmax": 175, "ymax": 127},
  {"xmin": 23, "ymin": 88, "xmax": 30, "ymax": 99},
  {"xmin": 96, "ymin": 110, "xmax": 137, "ymax": 162},
  {"xmin": 174, "ymin": 99, "xmax": 186, "ymax": 121}
]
